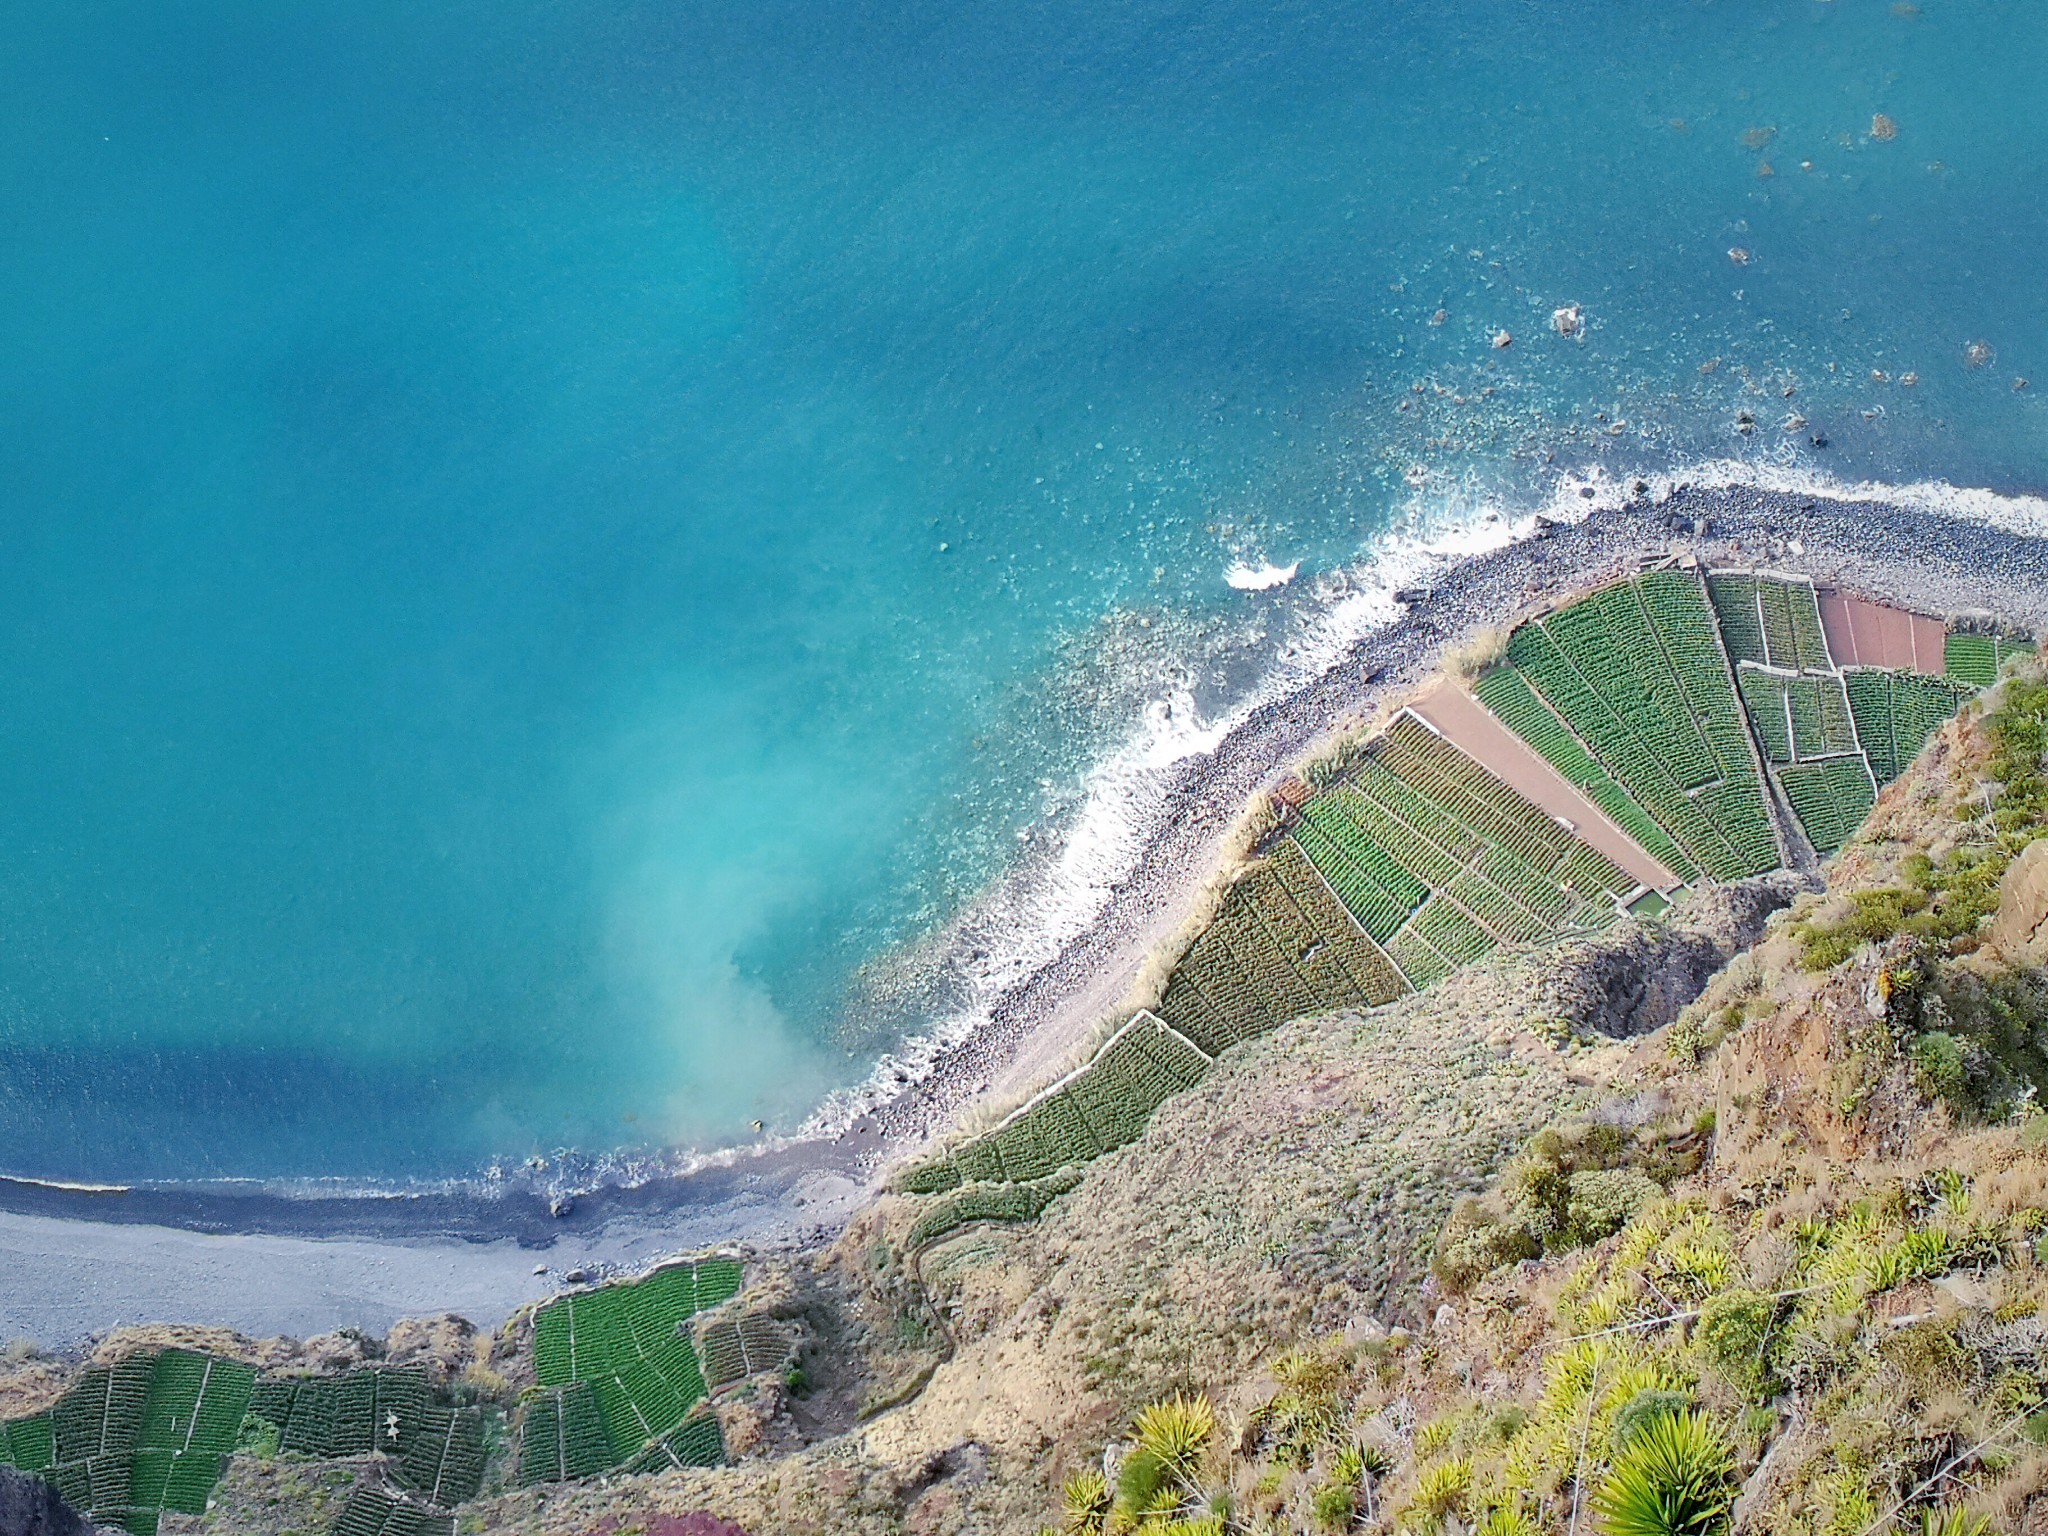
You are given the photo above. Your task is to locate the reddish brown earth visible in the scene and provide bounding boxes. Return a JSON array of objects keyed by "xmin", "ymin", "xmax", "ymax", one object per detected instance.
[{"xmin": 1818, "ymin": 587, "xmax": 1946, "ymax": 672}]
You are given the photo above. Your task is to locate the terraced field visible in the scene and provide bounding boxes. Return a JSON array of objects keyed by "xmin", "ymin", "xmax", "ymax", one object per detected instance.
[
  {"xmin": 1708, "ymin": 570, "xmax": 1833, "ymax": 673},
  {"xmin": 331, "ymin": 1487, "xmax": 456, "ymax": 1536},
  {"xmin": 1484, "ymin": 568, "xmax": 1777, "ymax": 881},
  {"xmin": 906, "ymin": 697, "xmax": 1638, "ymax": 1202},
  {"xmin": 1777, "ymin": 754, "xmax": 1879, "ymax": 856},
  {"xmin": 1844, "ymin": 668, "xmax": 1976, "ymax": 785},
  {"xmin": 1288, "ymin": 712, "xmax": 1632, "ymax": 988},
  {"xmin": 1946, "ymin": 629, "xmax": 2035, "ymax": 687},
  {"xmin": 1704, "ymin": 572, "xmax": 2029, "ymax": 853},
  {"xmin": 517, "ymin": 1260, "xmax": 739, "ymax": 1485},
  {"xmin": 0, "ymin": 1348, "xmax": 254, "ymax": 1536},
  {"xmin": 897, "ymin": 564, "xmax": 2014, "ymax": 1229},
  {"xmin": 902, "ymin": 1012, "xmax": 1212, "ymax": 1194},
  {"xmin": 699, "ymin": 1314, "xmax": 796, "ymax": 1392}
]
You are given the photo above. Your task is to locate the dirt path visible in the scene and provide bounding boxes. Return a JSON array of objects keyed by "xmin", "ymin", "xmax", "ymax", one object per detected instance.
[{"xmin": 1408, "ymin": 680, "xmax": 1676, "ymax": 891}]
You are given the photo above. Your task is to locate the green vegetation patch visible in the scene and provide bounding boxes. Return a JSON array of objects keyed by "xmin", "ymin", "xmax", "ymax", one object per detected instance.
[
  {"xmin": 249, "ymin": 1365, "xmax": 434, "ymax": 1461},
  {"xmin": 1433, "ymin": 1112, "xmax": 1714, "ymax": 1291},
  {"xmin": 330, "ymin": 1485, "xmax": 455, "ymax": 1536},
  {"xmin": 1490, "ymin": 569, "xmax": 1777, "ymax": 883},
  {"xmin": 1776, "ymin": 754, "xmax": 1878, "ymax": 856},
  {"xmin": 907, "ymin": 1169, "xmax": 1084, "ymax": 1249},
  {"xmin": 1945, "ymin": 627, "xmax": 2034, "ymax": 688},
  {"xmin": 517, "ymin": 1258, "xmax": 737, "ymax": 1485},
  {"xmin": 698, "ymin": 1312, "xmax": 795, "ymax": 1392},
  {"xmin": 0, "ymin": 1348, "xmax": 254, "ymax": 1536},
  {"xmin": 1290, "ymin": 709, "xmax": 1632, "ymax": 995},
  {"xmin": 904, "ymin": 1013, "xmax": 1210, "ymax": 1196},
  {"xmin": 1844, "ymin": 667, "xmax": 1975, "ymax": 786}
]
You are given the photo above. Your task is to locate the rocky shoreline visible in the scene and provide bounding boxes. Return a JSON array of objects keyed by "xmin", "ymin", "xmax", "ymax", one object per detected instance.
[{"xmin": 6, "ymin": 480, "xmax": 2047, "ymax": 1346}]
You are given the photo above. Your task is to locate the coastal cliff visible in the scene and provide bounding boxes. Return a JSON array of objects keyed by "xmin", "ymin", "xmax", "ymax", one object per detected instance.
[
  {"xmin": 423, "ymin": 664, "xmax": 2048, "ymax": 1530},
  {"xmin": 7, "ymin": 537, "xmax": 2048, "ymax": 1536}
]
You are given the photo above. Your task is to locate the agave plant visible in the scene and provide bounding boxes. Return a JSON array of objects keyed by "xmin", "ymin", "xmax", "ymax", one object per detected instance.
[
  {"xmin": 1412, "ymin": 1457, "xmax": 1473, "ymax": 1520},
  {"xmin": 1131, "ymin": 1393, "xmax": 1217, "ymax": 1480},
  {"xmin": 1113, "ymin": 1394, "xmax": 1219, "ymax": 1529},
  {"xmin": 1475, "ymin": 1505, "xmax": 1541, "ymax": 1536},
  {"xmin": 1062, "ymin": 1468, "xmax": 1111, "ymax": 1534},
  {"xmin": 1920, "ymin": 1508, "xmax": 1993, "ymax": 1536},
  {"xmin": 1590, "ymin": 1409, "xmax": 1733, "ymax": 1536}
]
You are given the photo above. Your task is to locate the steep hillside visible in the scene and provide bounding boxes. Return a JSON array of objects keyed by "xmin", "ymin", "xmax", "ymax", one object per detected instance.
[
  {"xmin": 1005, "ymin": 658, "xmax": 2048, "ymax": 1536},
  {"xmin": 3, "ymin": 576, "xmax": 2038, "ymax": 1536},
  {"xmin": 452, "ymin": 658, "xmax": 2048, "ymax": 1536},
  {"xmin": 422, "ymin": 878, "xmax": 1791, "ymax": 1536}
]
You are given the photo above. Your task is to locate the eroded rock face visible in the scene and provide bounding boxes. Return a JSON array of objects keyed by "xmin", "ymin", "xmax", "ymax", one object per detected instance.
[
  {"xmin": 1987, "ymin": 838, "xmax": 2048, "ymax": 963},
  {"xmin": 1540, "ymin": 873, "xmax": 1806, "ymax": 1039},
  {"xmin": 0, "ymin": 1467, "xmax": 94, "ymax": 1536},
  {"xmin": 383, "ymin": 1313, "xmax": 477, "ymax": 1381}
]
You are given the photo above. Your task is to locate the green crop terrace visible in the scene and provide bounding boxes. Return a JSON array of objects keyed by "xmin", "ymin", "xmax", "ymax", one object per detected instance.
[
  {"xmin": 0, "ymin": 1348, "xmax": 253, "ymax": 1536},
  {"xmin": 0, "ymin": 1262, "xmax": 764, "ymax": 1534},
  {"xmin": 897, "ymin": 563, "xmax": 2023, "ymax": 1247},
  {"xmin": 518, "ymin": 1258, "xmax": 740, "ymax": 1485}
]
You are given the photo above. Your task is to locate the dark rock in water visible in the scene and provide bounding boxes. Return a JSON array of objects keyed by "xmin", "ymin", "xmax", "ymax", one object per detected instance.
[
  {"xmin": 548, "ymin": 1195, "xmax": 574, "ymax": 1218},
  {"xmin": 0, "ymin": 1467, "xmax": 96, "ymax": 1536},
  {"xmin": 1393, "ymin": 587, "xmax": 1430, "ymax": 604},
  {"xmin": 1810, "ymin": 433, "xmax": 1829, "ymax": 448}
]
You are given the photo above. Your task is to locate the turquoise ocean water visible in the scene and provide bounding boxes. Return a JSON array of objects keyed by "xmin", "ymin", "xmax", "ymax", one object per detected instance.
[{"xmin": 1, "ymin": 0, "xmax": 2043, "ymax": 1187}]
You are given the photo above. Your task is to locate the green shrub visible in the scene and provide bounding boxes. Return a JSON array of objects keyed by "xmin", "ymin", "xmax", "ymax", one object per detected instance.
[
  {"xmin": 235, "ymin": 1413, "xmax": 280, "ymax": 1459},
  {"xmin": 1693, "ymin": 1290, "xmax": 1781, "ymax": 1403},
  {"xmin": 1310, "ymin": 1478, "xmax": 1356, "ymax": 1531},
  {"xmin": 1565, "ymin": 1169, "xmax": 1663, "ymax": 1246},
  {"xmin": 1433, "ymin": 1116, "xmax": 1704, "ymax": 1289},
  {"xmin": 1910, "ymin": 1031, "xmax": 1972, "ymax": 1112},
  {"xmin": 1591, "ymin": 1409, "xmax": 1734, "ymax": 1536}
]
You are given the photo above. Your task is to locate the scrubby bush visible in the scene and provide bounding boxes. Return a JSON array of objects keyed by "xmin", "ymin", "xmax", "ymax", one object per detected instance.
[
  {"xmin": 1566, "ymin": 1169, "xmax": 1664, "ymax": 1247},
  {"xmin": 1693, "ymin": 1290, "xmax": 1782, "ymax": 1403},
  {"xmin": 1432, "ymin": 1115, "xmax": 1708, "ymax": 1290}
]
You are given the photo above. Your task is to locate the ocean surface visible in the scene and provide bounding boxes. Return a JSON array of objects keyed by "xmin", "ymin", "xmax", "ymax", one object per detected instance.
[{"xmin": 1, "ymin": 0, "xmax": 2043, "ymax": 1189}]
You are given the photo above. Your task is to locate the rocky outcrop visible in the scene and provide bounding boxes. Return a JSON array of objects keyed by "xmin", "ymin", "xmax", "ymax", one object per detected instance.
[
  {"xmin": 1988, "ymin": 836, "xmax": 2048, "ymax": 963},
  {"xmin": 0, "ymin": 1468, "xmax": 95, "ymax": 1536}
]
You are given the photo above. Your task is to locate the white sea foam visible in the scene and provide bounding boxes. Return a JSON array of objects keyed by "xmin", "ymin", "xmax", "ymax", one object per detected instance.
[
  {"xmin": 797, "ymin": 491, "xmax": 1562, "ymax": 1142},
  {"xmin": 1547, "ymin": 456, "xmax": 2048, "ymax": 538},
  {"xmin": 1224, "ymin": 559, "xmax": 1301, "ymax": 591},
  {"xmin": 798, "ymin": 456, "xmax": 2048, "ymax": 1151}
]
